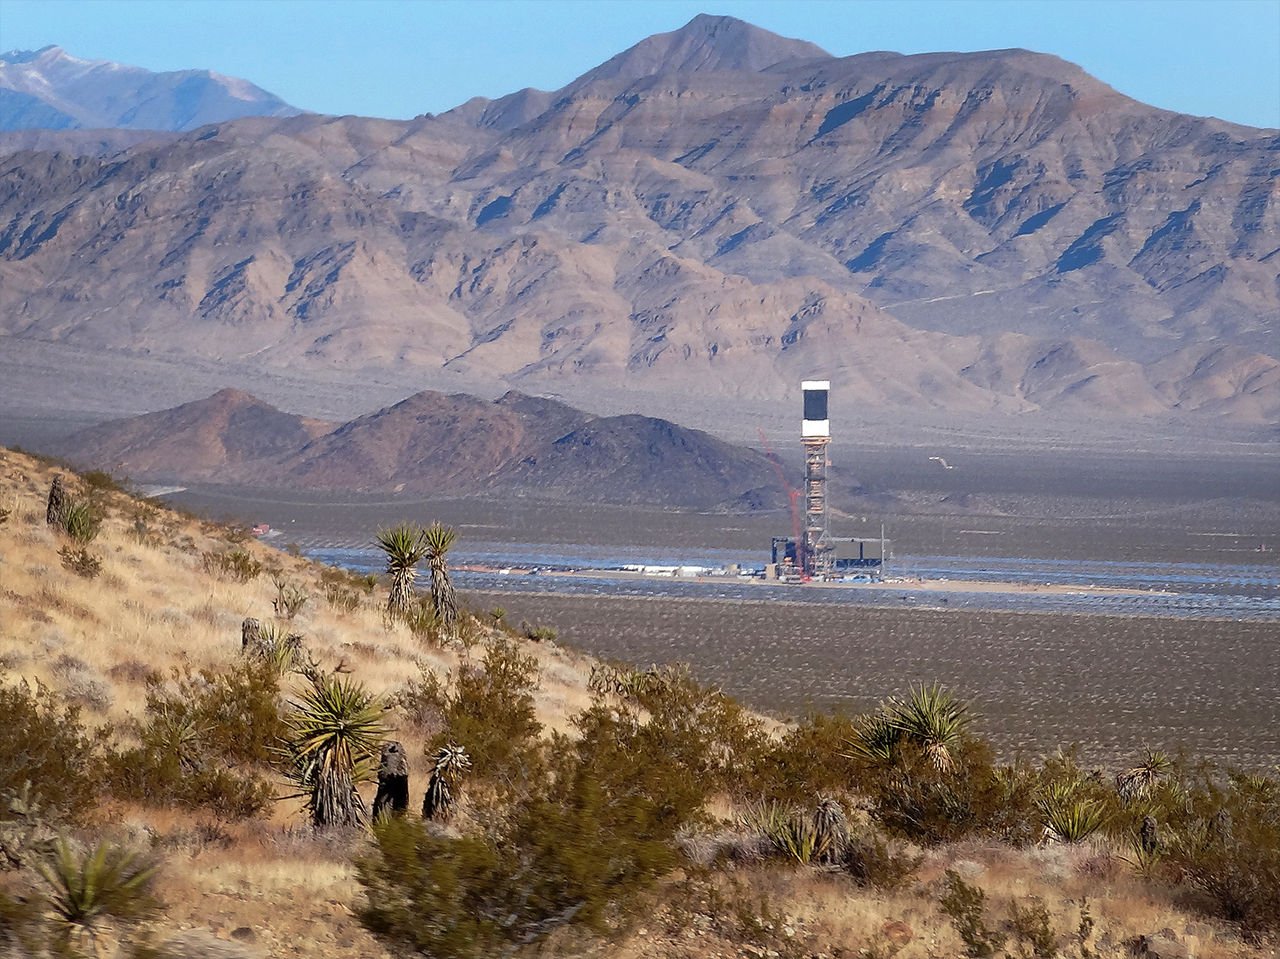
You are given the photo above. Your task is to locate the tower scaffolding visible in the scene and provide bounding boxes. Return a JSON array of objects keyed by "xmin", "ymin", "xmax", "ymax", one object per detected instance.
[{"xmin": 801, "ymin": 380, "xmax": 832, "ymax": 577}]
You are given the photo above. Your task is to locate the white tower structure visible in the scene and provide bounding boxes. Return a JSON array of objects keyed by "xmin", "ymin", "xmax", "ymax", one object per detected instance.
[{"xmin": 801, "ymin": 380, "xmax": 832, "ymax": 577}]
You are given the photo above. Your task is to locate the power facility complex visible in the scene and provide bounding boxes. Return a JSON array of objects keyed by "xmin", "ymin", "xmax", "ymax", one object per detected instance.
[{"xmin": 767, "ymin": 380, "xmax": 889, "ymax": 581}]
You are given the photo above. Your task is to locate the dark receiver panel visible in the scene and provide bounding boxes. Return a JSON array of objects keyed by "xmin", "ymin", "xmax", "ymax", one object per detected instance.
[{"xmin": 803, "ymin": 389, "xmax": 828, "ymax": 421}]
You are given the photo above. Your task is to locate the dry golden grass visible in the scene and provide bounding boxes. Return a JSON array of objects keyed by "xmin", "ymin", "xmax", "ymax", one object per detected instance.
[{"xmin": 0, "ymin": 448, "xmax": 1267, "ymax": 957}]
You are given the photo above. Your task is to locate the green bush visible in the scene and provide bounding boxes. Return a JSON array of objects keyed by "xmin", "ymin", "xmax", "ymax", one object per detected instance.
[
  {"xmin": 859, "ymin": 736, "xmax": 1015, "ymax": 845},
  {"xmin": 105, "ymin": 660, "xmax": 285, "ymax": 818},
  {"xmin": 1162, "ymin": 770, "xmax": 1280, "ymax": 940},
  {"xmin": 398, "ymin": 637, "xmax": 544, "ymax": 796},
  {"xmin": 0, "ymin": 672, "xmax": 106, "ymax": 824},
  {"xmin": 359, "ymin": 705, "xmax": 687, "ymax": 956},
  {"xmin": 939, "ymin": 869, "xmax": 1006, "ymax": 957},
  {"xmin": 748, "ymin": 712, "xmax": 864, "ymax": 803},
  {"xmin": 200, "ymin": 549, "xmax": 263, "ymax": 582},
  {"xmin": 841, "ymin": 831, "xmax": 922, "ymax": 890}
]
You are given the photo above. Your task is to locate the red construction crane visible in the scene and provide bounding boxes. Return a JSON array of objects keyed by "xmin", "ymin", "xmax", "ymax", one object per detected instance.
[{"xmin": 757, "ymin": 428, "xmax": 806, "ymax": 578}]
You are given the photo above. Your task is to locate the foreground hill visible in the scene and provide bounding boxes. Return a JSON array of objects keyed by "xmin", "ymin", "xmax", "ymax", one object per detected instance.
[
  {"xmin": 0, "ymin": 45, "xmax": 301, "ymax": 131},
  {"xmin": 54, "ymin": 387, "xmax": 784, "ymax": 508},
  {"xmin": 0, "ymin": 449, "xmax": 1271, "ymax": 958},
  {"xmin": 0, "ymin": 17, "xmax": 1276, "ymax": 428}
]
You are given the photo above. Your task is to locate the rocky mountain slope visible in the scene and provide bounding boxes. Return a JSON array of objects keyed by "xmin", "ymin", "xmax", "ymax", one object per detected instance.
[
  {"xmin": 1, "ymin": 17, "xmax": 1276, "ymax": 427},
  {"xmin": 56, "ymin": 387, "xmax": 334, "ymax": 478},
  {"xmin": 0, "ymin": 45, "xmax": 301, "ymax": 131},
  {"xmin": 55, "ymin": 387, "xmax": 783, "ymax": 508}
]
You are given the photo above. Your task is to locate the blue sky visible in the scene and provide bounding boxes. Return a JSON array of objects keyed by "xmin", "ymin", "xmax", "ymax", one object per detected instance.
[{"xmin": 2, "ymin": 0, "xmax": 1278, "ymax": 127}]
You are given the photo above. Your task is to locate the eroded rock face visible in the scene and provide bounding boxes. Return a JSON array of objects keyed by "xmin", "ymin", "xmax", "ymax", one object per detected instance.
[{"xmin": 1, "ymin": 17, "xmax": 1276, "ymax": 424}]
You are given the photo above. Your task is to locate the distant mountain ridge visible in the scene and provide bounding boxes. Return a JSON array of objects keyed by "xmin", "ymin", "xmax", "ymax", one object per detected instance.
[
  {"xmin": 0, "ymin": 45, "xmax": 301, "ymax": 131},
  {"xmin": 56, "ymin": 388, "xmax": 784, "ymax": 509},
  {"xmin": 1, "ymin": 16, "xmax": 1276, "ymax": 433}
]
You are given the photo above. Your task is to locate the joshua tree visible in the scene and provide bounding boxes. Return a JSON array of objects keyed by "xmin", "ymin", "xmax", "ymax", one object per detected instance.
[
  {"xmin": 285, "ymin": 673, "xmax": 387, "ymax": 829},
  {"xmin": 812, "ymin": 796, "xmax": 850, "ymax": 863},
  {"xmin": 373, "ymin": 741, "xmax": 410, "ymax": 821},
  {"xmin": 422, "ymin": 522, "xmax": 459, "ymax": 629},
  {"xmin": 374, "ymin": 524, "xmax": 428, "ymax": 621},
  {"xmin": 46, "ymin": 474, "xmax": 68, "ymax": 528},
  {"xmin": 423, "ymin": 743, "xmax": 471, "ymax": 821}
]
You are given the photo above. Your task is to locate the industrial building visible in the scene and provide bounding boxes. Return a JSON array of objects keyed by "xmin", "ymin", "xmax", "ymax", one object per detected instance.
[{"xmin": 767, "ymin": 380, "xmax": 890, "ymax": 581}]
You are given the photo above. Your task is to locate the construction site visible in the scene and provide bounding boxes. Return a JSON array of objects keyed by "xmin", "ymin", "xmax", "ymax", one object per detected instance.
[{"xmin": 764, "ymin": 380, "xmax": 890, "ymax": 583}]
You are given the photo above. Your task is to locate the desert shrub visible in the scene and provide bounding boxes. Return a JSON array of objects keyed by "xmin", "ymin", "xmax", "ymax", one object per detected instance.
[
  {"xmin": 358, "ymin": 821, "xmax": 508, "ymax": 958},
  {"xmin": 360, "ymin": 700, "xmax": 688, "ymax": 956},
  {"xmin": 105, "ymin": 660, "xmax": 284, "ymax": 818},
  {"xmin": 320, "ymin": 565, "xmax": 377, "ymax": 593},
  {"xmin": 270, "ymin": 577, "xmax": 309, "ymax": 620},
  {"xmin": 520, "ymin": 620, "xmax": 557, "ymax": 643},
  {"xmin": 58, "ymin": 546, "xmax": 102, "ymax": 579},
  {"xmin": 79, "ymin": 470, "xmax": 128, "ymax": 497},
  {"xmin": 399, "ymin": 637, "xmax": 543, "ymax": 795},
  {"xmin": 200, "ymin": 548, "xmax": 263, "ymax": 582},
  {"xmin": 1162, "ymin": 770, "xmax": 1280, "ymax": 939},
  {"xmin": 402, "ymin": 596, "xmax": 442, "ymax": 643},
  {"xmin": 859, "ymin": 735, "xmax": 1016, "ymax": 845},
  {"xmin": 939, "ymin": 869, "xmax": 1006, "ymax": 957},
  {"xmin": 616, "ymin": 664, "xmax": 769, "ymax": 799},
  {"xmin": 841, "ymin": 831, "xmax": 922, "ymax": 890},
  {"xmin": 748, "ymin": 711, "xmax": 864, "ymax": 803},
  {"xmin": 323, "ymin": 583, "xmax": 362, "ymax": 612},
  {"xmin": 60, "ymin": 500, "xmax": 102, "ymax": 545},
  {"xmin": 1006, "ymin": 896, "xmax": 1057, "ymax": 958},
  {"xmin": 0, "ymin": 506, "xmax": 11, "ymax": 527},
  {"xmin": 0, "ymin": 673, "xmax": 106, "ymax": 824}
]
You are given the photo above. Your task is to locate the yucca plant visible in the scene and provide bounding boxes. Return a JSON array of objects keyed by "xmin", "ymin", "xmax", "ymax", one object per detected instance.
[
  {"xmin": 284, "ymin": 673, "xmax": 388, "ymax": 829},
  {"xmin": 374, "ymin": 524, "xmax": 428, "ymax": 621},
  {"xmin": 1116, "ymin": 749, "xmax": 1173, "ymax": 803},
  {"xmin": 1038, "ymin": 781, "xmax": 1108, "ymax": 843},
  {"xmin": 61, "ymin": 499, "xmax": 102, "ymax": 545},
  {"xmin": 739, "ymin": 799, "xmax": 791, "ymax": 838},
  {"xmin": 422, "ymin": 743, "xmax": 471, "ymax": 821},
  {"xmin": 888, "ymin": 683, "xmax": 972, "ymax": 772},
  {"xmin": 845, "ymin": 712, "xmax": 902, "ymax": 766},
  {"xmin": 36, "ymin": 838, "xmax": 158, "ymax": 951},
  {"xmin": 846, "ymin": 684, "xmax": 973, "ymax": 772},
  {"xmin": 244, "ymin": 621, "xmax": 305, "ymax": 677},
  {"xmin": 422, "ymin": 522, "xmax": 459, "ymax": 629}
]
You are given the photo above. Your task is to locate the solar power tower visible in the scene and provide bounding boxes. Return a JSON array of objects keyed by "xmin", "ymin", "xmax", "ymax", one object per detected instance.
[{"xmin": 801, "ymin": 380, "xmax": 832, "ymax": 577}]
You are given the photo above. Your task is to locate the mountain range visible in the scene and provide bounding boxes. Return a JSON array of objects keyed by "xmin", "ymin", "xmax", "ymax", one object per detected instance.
[
  {"xmin": 0, "ymin": 45, "xmax": 300, "ymax": 131},
  {"xmin": 55, "ymin": 387, "xmax": 783, "ymax": 509},
  {"xmin": 1, "ymin": 16, "xmax": 1277, "ymax": 434}
]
